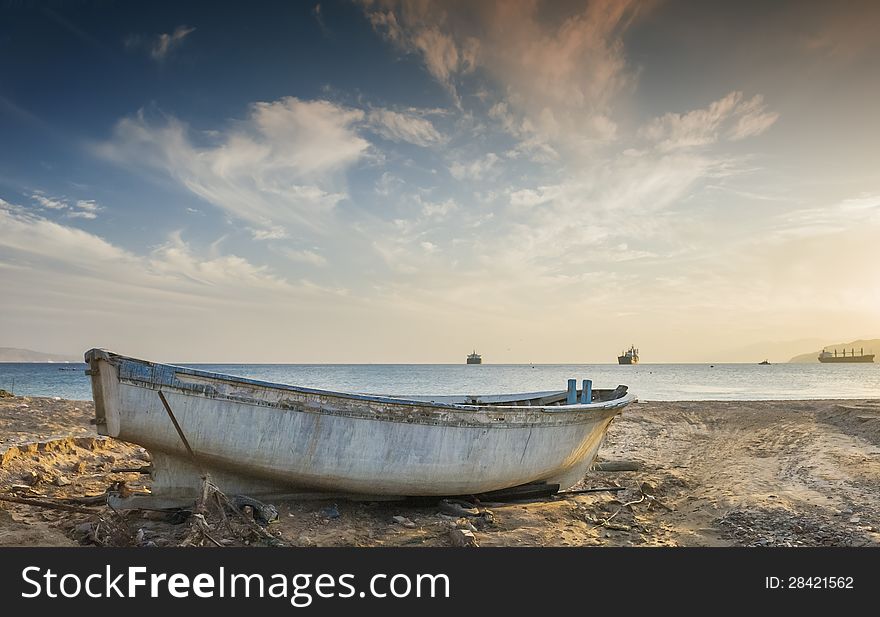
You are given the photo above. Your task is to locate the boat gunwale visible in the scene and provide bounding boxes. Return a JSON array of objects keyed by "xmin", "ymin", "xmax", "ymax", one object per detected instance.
[{"xmin": 86, "ymin": 348, "xmax": 635, "ymax": 415}]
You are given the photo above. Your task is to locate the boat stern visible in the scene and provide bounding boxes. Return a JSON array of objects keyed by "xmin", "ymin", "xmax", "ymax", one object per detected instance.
[{"xmin": 84, "ymin": 348, "xmax": 121, "ymax": 437}]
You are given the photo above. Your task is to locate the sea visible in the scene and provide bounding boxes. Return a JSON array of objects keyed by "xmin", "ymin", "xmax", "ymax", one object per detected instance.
[{"xmin": 1, "ymin": 361, "xmax": 878, "ymax": 402}]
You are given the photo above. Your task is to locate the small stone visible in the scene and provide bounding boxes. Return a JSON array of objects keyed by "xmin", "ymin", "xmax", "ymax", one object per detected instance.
[
  {"xmin": 74, "ymin": 522, "xmax": 93, "ymax": 535},
  {"xmin": 392, "ymin": 515, "xmax": 416, "ymax": 528},
  {"xmin": 448, "ymin": 528, "xmax": 478, "ymax": 547},
  {"xmin": 318, "ymin": 505, "xmax": 340, "ymax": 519},
  {"xmin": 21, "ymin": 471, "xmax": 41, "ymax": 486},
  {"xmin": 455, "ymin": 518, "xmax": 477, "ymax": 532},
  {"xmin": 849, "ymin": 516, "xmax": 861, "ymax": 524},
  {"xmin": 53, "ymin": 475, "xmax": 71, "ymax": 487}
]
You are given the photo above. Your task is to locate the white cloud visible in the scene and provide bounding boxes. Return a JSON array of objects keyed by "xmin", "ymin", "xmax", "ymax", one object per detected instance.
[
  {"xmin": 375, "ymin": 171, "xmax": 404, "ymax": 196},
  {"xmin": 280, "ymin": 248, "xmax": 328, "ymax": 267},
  {"xmin": 640, "ymin": 91, "xmax": 778, "ymax": 150},
  {"xmin": 509, "ymin": 185, "xmax": 562, "ymax": 208},
  {"xmin": 727, "ymin": 94, "xmax": 780, "ymax": 141},
  {"xmin": 30, "ymin": 193, "xmax": 102, "ymax": 219},
  {"xmin": 75, "ymin": 199, "xmax": 99, "ymax": 213},
  {"xmin": 449, "ymin": 152, "xmax": 499, "ymax": 180},
  {"xmin": 66, "ymin": 210, "xmax": 97, "ymax": 220},
  {"xmin": 152, "ymin": 26, "xmax": 196, "ymax": 61},
  {"xmin": 249, "ymin": 226, "xmax": 289, "ymax": 241},
  {"xmin": 420, "ymin": 196, "xmax": 457, "ymax": 218},
  {"xmin": 0, "ymin": 203, "xmax": 341, "ymax": 300},
  {"xmin": 96, "ymin": 97, "xmax": 369, "ymax": 235},
  {"xmin": 367, "ymin": 108, "xmax": 445, "ymax": 146},
  {"xmin": 365, "ymin": 4, "xmax": 478, "ymax": 103},
  {"xmin": 362, "ymin": 0, "xmax": 648, "ymax": 149},
  {"xmin": 32, "ymin": 193, "xmax": 67, "ymax": 210}
]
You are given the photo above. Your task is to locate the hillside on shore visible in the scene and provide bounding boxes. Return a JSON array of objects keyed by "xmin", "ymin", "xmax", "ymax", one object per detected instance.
[
  {"xmin": 789, "ymin": 339, "xmax": 880, "ymax": 363},
  {"xmin": 0, "ymin": 347, "xmax": 80, "ymax": 363}
]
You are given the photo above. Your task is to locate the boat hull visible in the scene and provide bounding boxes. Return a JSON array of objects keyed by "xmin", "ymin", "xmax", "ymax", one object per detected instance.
[
  {"xmin": 85, "ymin": 350, "xmax": 633, "ymax": 500},
  {"xmin": 818, "ymin": 355, "xmax": 874, "ymax": 363},
  {"xmin": 617, "ymin": 356, "xmax": 638, "ymax": 365}
]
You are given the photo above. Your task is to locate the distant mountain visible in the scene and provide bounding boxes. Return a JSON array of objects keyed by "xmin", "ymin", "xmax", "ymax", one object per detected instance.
[
  {"xmin": 789, "ymin": 339, "xmax": 880, "ymax": 363},
  {"xmin": 719, "ymin": 337, "xmax": 826, "ymax": 364},
  {"xmin": 0, "ymin": 347, "xmax": 80, "ymax": 362}
]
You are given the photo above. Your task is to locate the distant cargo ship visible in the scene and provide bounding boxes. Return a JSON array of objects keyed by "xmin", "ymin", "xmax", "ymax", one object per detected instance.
[
  {"xmin": 618, "ymin": 346, "xmax": 639, "ymax": 365},
  {"xmin": 818, "ymin": 348, "xmax": 874, "ymax": 363},
  {"xmin": 467, "ymin": 351, "xmax": 482, "ymax": 365}
]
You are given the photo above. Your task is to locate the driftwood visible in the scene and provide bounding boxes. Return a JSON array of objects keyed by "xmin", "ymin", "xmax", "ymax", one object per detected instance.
[
  {"xmin": 559, "ymin": 486, "xmax": 626, "ymax": 496},
  {"xmin": 474, "ymin": 483, "xmax": 560, "ymax": 502},
  {"xmin": 0, "ymin": 494, "xmax": 100, "ymax": 514},
  {"xmin": 593, "ymin": 460, "xmax": 643, "ymax": 472},
  {"xmin": 110, "ymin": 466, "xmax": 152, "ymax": 474},
  {"xmin": 62, "ymin": 494, "xmax": 109, "ymax": 506}
]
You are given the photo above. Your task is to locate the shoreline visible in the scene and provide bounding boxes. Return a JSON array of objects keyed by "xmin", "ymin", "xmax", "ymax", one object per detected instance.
[{"xmin": 1, "ymin": 395, "xmax": 878, "ymax": 547}]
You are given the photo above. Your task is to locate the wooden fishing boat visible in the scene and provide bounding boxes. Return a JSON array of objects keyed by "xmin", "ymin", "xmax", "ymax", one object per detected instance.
[{"xmin": 85, "ymin": 349, "xmax": 635, "ymax": 506}]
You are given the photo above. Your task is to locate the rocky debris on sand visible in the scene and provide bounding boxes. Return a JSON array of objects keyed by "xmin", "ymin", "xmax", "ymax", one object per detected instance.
[
  {"xmin": 472, "ymin": 510, "xmax": 496, "ymax": 530},
  {"xmin": 448, "ymin": 528, "xmax": 478, "ymax": 547},
  {"xmin": 438, "ymin": 498, "xmax": 480, "ymax": 517},
  {"xmin": 716, "ymin": 507, "xmax": 873, "ymax": 547},
  {"xmin": 318, "ymin": 505, "xmax": 340, "ymax": 520},
  {"xmin": 392, "ymin": 515, "xmax": 416, "ymax": 528},
  {"xmin": 232, "ymin": 495, "xmax": 279, "ymax": 525},
  {"xmin": 21, "ymin": 470, "xmax": 47, "ymax": 486}
]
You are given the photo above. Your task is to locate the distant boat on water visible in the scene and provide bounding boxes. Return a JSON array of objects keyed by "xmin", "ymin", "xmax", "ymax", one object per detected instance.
[
  {"xmin": 618, "ymin": 346, "xmax": 639, "ymax": 365},
  {"xmin": 818, "ymin": 348, "xmax": 874, "ymax": 363},
  {"xmin": 467, "ymin": 350, "xmax": 482, "ymax": 365},
  {"xmin": 759, "ymin": 359, "xmax": 771, "ymax": 365}
]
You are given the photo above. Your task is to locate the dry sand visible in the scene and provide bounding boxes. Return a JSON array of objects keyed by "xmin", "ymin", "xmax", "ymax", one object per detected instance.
[{"xmin": 1, "ymin": 394, "xmax": 878, "ymax": 547}]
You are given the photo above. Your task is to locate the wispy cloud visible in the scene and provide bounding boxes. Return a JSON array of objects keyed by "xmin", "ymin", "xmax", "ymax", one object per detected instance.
[
  {"xmin": 249, "ymin": 226, "xmax": 289, "ymax": 241},
  {"xmin": 30, "ymin": 192, "xmax": 102, "ymax": 219},
  {"xmin": 800, "ymin": 2, "xmax": 880, "ymax": 62},
  {"xmin": 362, "ymin": 0, "xmax": 652, "ymax": 152},
  {"xmin": 280, "ymin": 247, "xmax": 328, "ymax": 267},
  {"xmin": 366, "ymin": 108, "xmax": 445, "ymax": 146},
  {"xmin": 0, "ymin": 201, "xmax": 343, "ymax": 301},
  {"xmin": 125, "ymin": 25, "xmax": 196, "ymax": 62},
  {"xmin": 639, "ymin": 91, "xmax": 778, "ymax": 151},
  {"xmin": 364, "ymin": 2, "xmax": 478, "ymax": 104},
  {"xmin": 449, "ymin": 152, "xmax": 499, "ymax": 180},
  {"xmin": 32, "ymin": 192, "xmax": 67, "ymax": 210},
  {"xmin": 95, "ymin": 98, "xmax": 369, "ymax": 236}
]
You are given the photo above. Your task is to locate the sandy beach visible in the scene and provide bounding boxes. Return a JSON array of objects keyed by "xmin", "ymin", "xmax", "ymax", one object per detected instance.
[{"xmin": 1, "ymin": 394, "xmax": 878, "ymax": 547}]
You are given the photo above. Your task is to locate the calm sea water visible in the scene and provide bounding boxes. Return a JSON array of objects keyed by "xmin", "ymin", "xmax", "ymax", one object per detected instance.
[{"xmin": 1, "ymin": 362, "xmax": 878, "ymax": 402}]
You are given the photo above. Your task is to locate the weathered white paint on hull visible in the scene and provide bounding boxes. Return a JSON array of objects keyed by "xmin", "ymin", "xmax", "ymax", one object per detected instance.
[{"xmin": 85, "ymin": 349, "xmax": 634, "ymax": 499}]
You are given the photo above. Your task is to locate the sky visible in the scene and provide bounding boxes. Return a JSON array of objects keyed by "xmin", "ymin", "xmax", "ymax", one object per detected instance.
[{"xmin": 0, "ymin": 0, "xmax": 878, "ymax": 363}]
